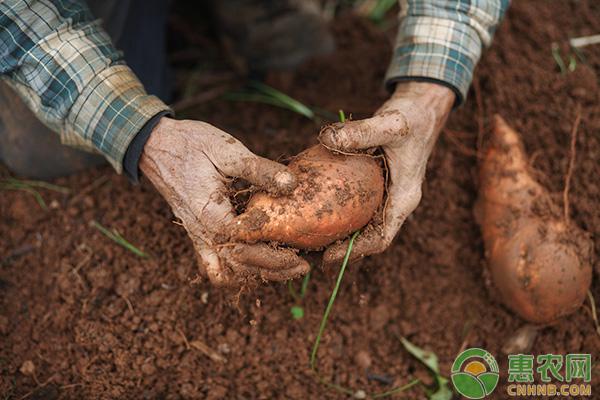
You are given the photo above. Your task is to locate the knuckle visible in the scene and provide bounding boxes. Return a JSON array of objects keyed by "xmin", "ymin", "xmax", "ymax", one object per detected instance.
[{"xmin": 376, "ymin": 109, "xmax": 410, "ymax": 139}]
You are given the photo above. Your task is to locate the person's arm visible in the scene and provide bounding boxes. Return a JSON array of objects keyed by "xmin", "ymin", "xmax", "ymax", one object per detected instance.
[
  {"xmin": 0, "ymin": 0, "xmax": 309, "ymax": 285},
  {"xmin": 386, "ymin": 0, "xmax": 510, "ymax": 105},
  {"xmin": 322, "ymin": 0, "xmax": 509, "ymax": 265},
  {"xmin": 0, "ymin": 0, "xmax": 170, "ymax": 173}
]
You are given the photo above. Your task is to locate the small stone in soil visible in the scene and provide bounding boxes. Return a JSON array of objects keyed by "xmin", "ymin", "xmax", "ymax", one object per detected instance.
[
  {"xmin": 201, "ymin": 292, "xmax": 209, "ymax": 304},
  {"xmin": 354, "ymin": 350, "xmax": 372, "ymax": 369},
  {"xmin": 20, "ymin": 360, "xmax": 35, "ymax": 376}
]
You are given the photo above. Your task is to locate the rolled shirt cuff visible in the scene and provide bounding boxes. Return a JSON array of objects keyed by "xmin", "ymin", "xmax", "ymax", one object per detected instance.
[
  {"xmin": 62, "ymin": 65, "xmax": 172, "ymax": 172},
  {"xmin": 385, "ymin": 16, "xmax": 484, "ymax": 105},
  {"xmin": 123, "ymin": 110, "xmax": 173, "ymax": 183}
]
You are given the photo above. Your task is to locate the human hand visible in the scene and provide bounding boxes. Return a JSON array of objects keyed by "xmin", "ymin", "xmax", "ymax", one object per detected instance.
[
  {"xmin": 320, "ymin": 82, "xmax": 455, "ymax": 265},
  {"xmin": 140, "ymin": 118, "xmax": 310, "ymax": 286}
]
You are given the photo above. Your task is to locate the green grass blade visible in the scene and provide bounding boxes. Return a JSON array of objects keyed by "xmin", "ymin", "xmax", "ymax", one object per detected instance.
[
  {"xmin": 6, "ymin": 178, "xmax": 70, "ymax": 194},
  {"xmin": 290, "ymin": 306, "xmax": 304, "ymax": 320},
  {"xmin": 224, "ymin": 91, "xmax": 312, "ymax": 117},
  {"xmin": 371, "ymin": 379, "xmax": 421, "ymax": 398},
  {"xmin": 91, "ymin": 220, "xmax": 149, "ymax": 258},
  {"xmin": 551, "ymin": 43, "xmax": 567, "ymax": 74},
  {"xmin": 368, "ymin": 0, "xmax": 397, "ymax": 22},
  {"xmin": 0, "ymin": 182, "xmax": 47, "ymax": 209},
  {"xmin": 310, "ymin": 231, "xmax": 359, "ymax": 370},
  {"xmin": 300, "ymin": 270, "xmax": 311, "ymax": 298},
  {"xmin": 288, "ymin": 280, "xmax": 301, "ymax": 302},
  {"xmin": 249, "ymin": 82, "xmax": 315, "ymax": 119},
  {"xmin": 338, "ymin": 109, "xmax": 346, "ymax": 123}
]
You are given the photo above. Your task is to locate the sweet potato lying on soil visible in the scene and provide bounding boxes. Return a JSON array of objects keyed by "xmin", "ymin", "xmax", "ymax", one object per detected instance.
[
  {"xmin": 231, "ymin": 144, "xmax": 384, "ymax": 249},
  {"xmin": 475, "ymin": 115, "xmax": 593, "ymax": 324}
]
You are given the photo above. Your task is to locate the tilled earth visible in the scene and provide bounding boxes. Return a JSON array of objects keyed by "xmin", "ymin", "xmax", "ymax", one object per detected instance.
[{"xmin": 1, "ymin": 1, "xmax": 599, "ymax": 398}]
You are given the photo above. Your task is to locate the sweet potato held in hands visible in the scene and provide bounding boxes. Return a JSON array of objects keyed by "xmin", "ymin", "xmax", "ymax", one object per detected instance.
[
  {"xmin": 475, "ymin": 115, "xmax": 593, "ymax": 324},
  {"xmin": 231, "ymin": 145, "xmax": 384, "ymax": 249}
]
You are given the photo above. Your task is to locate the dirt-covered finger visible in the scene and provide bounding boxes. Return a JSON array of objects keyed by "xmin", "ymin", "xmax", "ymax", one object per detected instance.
[
  {"xmin": 228, "ymin": 261, "xmax": 310, "ymax": 282},
  {"xmin": 380, "ymin": 171, "xmax": 423, "ymax": 243},
  {"xmin": 203, "ymin": 132, "xmax": 297, "ymax": 196},
  {"xmin": 221, "ymin": 243, "xmax": 309, "ymax": 271},
  {"xmin": 319, "ymin": 112, "xmax": 408, "ymax": 152},
  {"xmin": 322, "ymin": 227, "xmax": 386, "ymax": 268},
  {"xmin": 195, "ymin": 241, "xmax": 232, "ymax": 286}
]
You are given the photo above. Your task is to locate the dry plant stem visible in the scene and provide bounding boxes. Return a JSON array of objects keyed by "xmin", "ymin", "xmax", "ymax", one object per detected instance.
[
  {"xmin": 587, "ymin": 290, "xmax": 600, "ymax": 338},
  {"xmin": 177, "ymin": 328, "xmax": 191, "ymax": 350},
  {"xmin": 171, "ymin": 85, "xmax": 231, "ymax": 113},
  {"xmin": 563, "ymin": 104, "xmax": 582, "ymax": 225},
  {"xmin": 69, "ymin": 175, "xmax": 109, "ymax": 205},
  {"xmin": 371, "ymin": 379, "xmax": 420, "ymax": 398},
  {"xmin": 444, "ymin": 130, "xmax": 481, "ymax": 158},
  {"xmin": 189, "ymin": 340, "xmax": 226, "ymax": 364}
]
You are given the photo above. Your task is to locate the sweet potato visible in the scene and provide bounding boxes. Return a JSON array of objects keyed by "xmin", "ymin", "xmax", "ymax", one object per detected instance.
[
  {"xmin": 475, "ymin": 115, "xmax": 593, "ymax": 324},
  {"xmin": 231, "ymin": 144, "xmax": 384, "ymax": 249}
]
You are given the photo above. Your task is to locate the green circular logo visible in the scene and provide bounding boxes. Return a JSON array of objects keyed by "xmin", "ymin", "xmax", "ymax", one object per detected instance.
[{"xmin": 451, "ymin": 348, "xmax": 499, "ymax": 399}]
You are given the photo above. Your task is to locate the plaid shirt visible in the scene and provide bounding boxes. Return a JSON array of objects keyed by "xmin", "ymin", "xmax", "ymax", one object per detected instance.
[
  {"xmin": 1, "ymin": 0, "xmax": 507, "ymax": 173},
  {"xmin": 0, "ymin": 0, "xmax": 170, "ymax": 172},
  {"xmin": 386, "ymin": 0, "xmax": 510, "ymax": 103}
]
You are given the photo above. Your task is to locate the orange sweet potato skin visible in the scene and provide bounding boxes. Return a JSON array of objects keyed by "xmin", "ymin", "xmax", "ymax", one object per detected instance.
[
  {"xmin": 232, "ymin": 145, "xmax": 384, "ymax": 249},
  {"xmin": 475, "ymin": 116, "xmax": 593, "ymax": 324}
]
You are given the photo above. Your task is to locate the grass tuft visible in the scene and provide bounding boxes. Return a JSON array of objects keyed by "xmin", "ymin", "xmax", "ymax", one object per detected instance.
[
  {"xmin": 551, "ymin": 43, "xmax": 577, "ymax": 74},
  {"xmin": 224, "ymin": 81, "xmax": 316, "ymax": 120},
  {"xmin": 288, "ymin": 271, "xmax": 312, "ymax": 320},
  {"xmin": 91, "ymin": 220, "xmax": 149, "ymax": 258},
  {"xmin": 0, "ymin": 177, "xmax": 70, "ymax": 209}
]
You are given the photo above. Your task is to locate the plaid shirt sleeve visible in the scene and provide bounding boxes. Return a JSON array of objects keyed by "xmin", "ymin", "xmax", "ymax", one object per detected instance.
[
  {"xmin": 0, "ymin": 0, "xmax": 171, "ymax": 172},
  {"xmin": 385, "ymin": 0, "xmax": 510, "ymax": 104}
]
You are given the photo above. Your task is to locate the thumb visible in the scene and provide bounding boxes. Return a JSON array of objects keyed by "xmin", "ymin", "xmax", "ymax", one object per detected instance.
[
  {"xmin": 234, "ymin": 155, "xmax": 298, "ymax": 196},
  {"xmin": 319, "ymin": 112, "xmax": 408, "ymax": 152},
  {"xmin": 204, "ymin": 132, "xmax": 297, "ymax": 196}
]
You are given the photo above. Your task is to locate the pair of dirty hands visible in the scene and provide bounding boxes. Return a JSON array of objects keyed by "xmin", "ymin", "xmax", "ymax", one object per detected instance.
[{"xmin": 140, "ymin": 82, "xmax": 455, "ymax": 286}]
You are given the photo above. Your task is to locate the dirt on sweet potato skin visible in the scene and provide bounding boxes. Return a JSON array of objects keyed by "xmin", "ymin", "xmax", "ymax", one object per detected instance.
[
  {"xmin": 1, "ymin": 1, "xmax": 600, "ymax": 399},
  {"xmin": 233, "ymin": 145, "xmax": 384, "ymax": 249}
]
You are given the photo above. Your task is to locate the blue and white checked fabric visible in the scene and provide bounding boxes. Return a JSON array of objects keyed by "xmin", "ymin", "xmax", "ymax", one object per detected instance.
[
  {"xmin": 0, "ymin": 0, "xmax": 509, "ymax": 173},
  {"xmin": 386, "ymin": 0, "xmax": 510, "ymax": 104},
  {"xmin": 0, "ymin": 0, "xmax": 170, "ymax": 172}
]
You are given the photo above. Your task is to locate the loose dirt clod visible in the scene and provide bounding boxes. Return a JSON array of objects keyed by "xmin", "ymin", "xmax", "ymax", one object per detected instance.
[
  {"xmin": 231, "ymin": 144, "xmax": 384, "ymax": 249},
  {"xmin": 475, "ymin": 116, "xmax": 593, "ymax": 324}
]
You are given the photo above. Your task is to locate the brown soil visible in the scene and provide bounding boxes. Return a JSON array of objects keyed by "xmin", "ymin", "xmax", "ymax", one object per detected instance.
[{"xmin": 1, "ymin": 1, "xmax": 599, "ymax": 399}]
